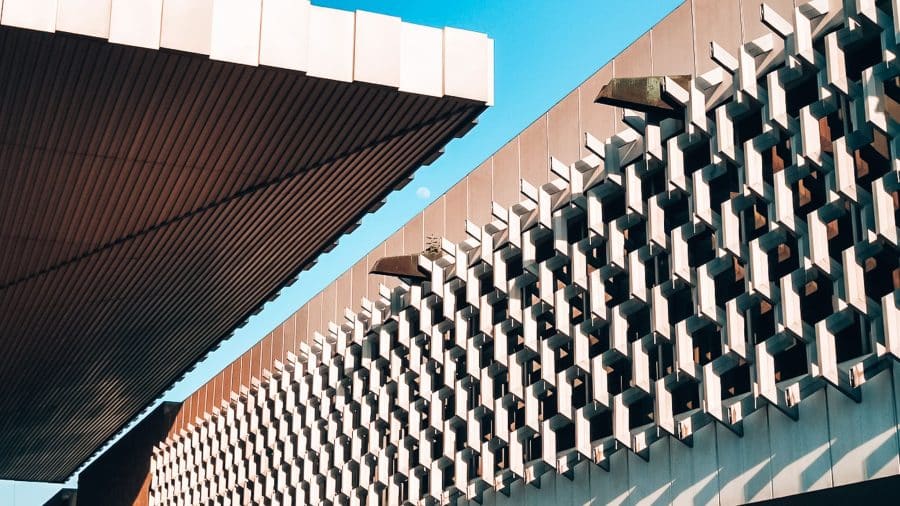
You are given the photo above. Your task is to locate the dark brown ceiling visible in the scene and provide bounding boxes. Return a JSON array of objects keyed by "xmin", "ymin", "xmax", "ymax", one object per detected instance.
[{"xmin": 0, "ymin": 26, "xmax": 483, "ymax": 482}]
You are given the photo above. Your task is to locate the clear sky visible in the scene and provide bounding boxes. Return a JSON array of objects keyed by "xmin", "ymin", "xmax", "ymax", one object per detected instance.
[{"xmin": 2, "ymin": 0, "xmax": 681, "ymax": 503}]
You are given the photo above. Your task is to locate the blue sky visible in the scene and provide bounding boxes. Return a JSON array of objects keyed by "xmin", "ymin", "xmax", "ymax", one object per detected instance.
[{"xmin": 2, "ymin": 1, "xmax": 681, "ymax": 503}]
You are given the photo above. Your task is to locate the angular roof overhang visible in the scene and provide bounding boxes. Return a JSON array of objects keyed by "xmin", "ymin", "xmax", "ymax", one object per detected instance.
[{"xmin": 0, "ymin": 0, "xmax": 492, "ymax": 482}]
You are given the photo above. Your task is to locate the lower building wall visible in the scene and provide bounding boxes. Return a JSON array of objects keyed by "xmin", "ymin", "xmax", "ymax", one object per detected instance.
[
  {"xmin": 470, "ymin": 365, "xmax": 900, "ymax": 506},
  {"xmin": 77, "ymin": 402, "xmax": 181, "ymax": 506}
]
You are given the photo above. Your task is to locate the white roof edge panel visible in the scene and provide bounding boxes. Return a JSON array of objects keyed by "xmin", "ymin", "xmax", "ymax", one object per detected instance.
[
  {"xmin": 400, "ymin": 22, "xmax": 443, "ymax": 98},
  {"xmin": 307, "ymin": 5, "xmax": 355, "ymax": 82},
  {"xmin": 354, "ymin": 10, "xmax": 401, "ymax": 88},
  {"xmin": 161, "ymin": 0, "xmax": 214, "ymax": 55},
  {"xmin": 1, "ymin": 0, "xmax": 58, "ymax": 32},
  {"xmin": 443, "ymin": 27, "xmax": 493, "ymax": 105},
  {"xmin": 210, "ymin": 0, "xmax": 262, "ymax": 66},
  {"xmin": 12, "ymin": 0, "xmax": 493, "ymax": 104},
  {"xmin": 259, "ymin": 0, "xmax": 310, "ymax": 72},
  {"xmin": 108, "ymin": 0, "xmax": 163, "ymax": 50},
  {"xmin": 56, "ymin": 0, "xmax": 111, "ymax": 39}
]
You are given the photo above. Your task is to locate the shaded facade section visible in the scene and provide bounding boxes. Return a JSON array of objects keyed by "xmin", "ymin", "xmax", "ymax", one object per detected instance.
[{"xmin": 77, "ymin": 403, "xmax": 181, "ymax": 506}]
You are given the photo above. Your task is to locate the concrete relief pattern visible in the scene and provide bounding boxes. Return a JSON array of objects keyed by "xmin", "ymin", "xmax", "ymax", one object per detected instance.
[{"xmin": 149, "ymin": 0, "xmax": 899, "ymax": 504}]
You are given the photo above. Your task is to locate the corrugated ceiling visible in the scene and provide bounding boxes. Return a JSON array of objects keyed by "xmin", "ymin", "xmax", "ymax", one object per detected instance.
[{"xmin": 0, "ymin": 27, "xmax": 484, "ymax": 482}]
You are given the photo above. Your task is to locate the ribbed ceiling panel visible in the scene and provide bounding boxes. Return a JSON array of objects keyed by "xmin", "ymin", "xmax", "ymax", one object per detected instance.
[{"xmin": 0, "ymin": 27, "xmax": 484, "ymax": 481}]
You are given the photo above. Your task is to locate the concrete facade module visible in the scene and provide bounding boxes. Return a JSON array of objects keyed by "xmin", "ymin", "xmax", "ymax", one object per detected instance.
[{"xmin": 142, "ymin": 0, "xmax": 900, "ymax": 504}]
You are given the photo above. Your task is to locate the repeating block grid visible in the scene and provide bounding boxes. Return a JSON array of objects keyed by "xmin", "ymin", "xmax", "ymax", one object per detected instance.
[{"xmin": 150, "ymin": 1, "xmax": 899, "ymax": 504}]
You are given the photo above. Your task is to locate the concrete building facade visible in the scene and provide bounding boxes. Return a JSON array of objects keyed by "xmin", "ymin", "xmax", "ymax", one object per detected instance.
[{"xmin": 89, "ymin": 0, "xmax": 900, "ymax": 504}]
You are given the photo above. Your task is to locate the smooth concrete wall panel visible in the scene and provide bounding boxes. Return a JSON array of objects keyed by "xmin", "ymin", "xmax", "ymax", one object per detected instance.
[
  {"xmin": 669, "ymin": 422, "xmax": 720, "ymax": 505},
  {"xmin": 590, "ymin": 449, "xmax": 630, "ymax": 505},
  {"xmin": 384, "ymin": 228, "xmax": 405, "ymax": 262},
  {"xmin": 381, "ymin": 233, "xmax": 403, "ymax": 290},
  {"xmin": 335, "ymin": 271, "xmax": 353, "ymax": 324},
  {"xmin": 232, "ymin": 360, "xmax": 241, "ymax": 396},
  {"xmin": 351, "ymin": 260, "xmax": 368, "ymax": 310},
  {"xmin": 323, "ymin": 282, "xmax": 339, "ymax": 330},
  {"xmin": 578, "ymin": 64, "xmax": 617, "ymax": 149},
  {"xmin": 716, "ymin": 407, "xmax": 774, "ymax": 505},
  {"xmin": 629, "ymin": 437, "xmax": 673, "ymax": 505},
  {"xmin": 614, "ymin": 31, "xmax": 652, "ymax": 78},
  {"xmin": 161, "ymin": 0, "xmax": 214, "ymax": 54},
  {"xmin": 424, "ymin": 195, "xmax": 446, "ymax": 242},
  {"xmin": 651, "ymin": 1, "xmax": 695, "ymax": 76},
  {"xmin": 467, "ymin": 160, "xmax": 493, "ymax": 227},
  {"xmin": 519, "ymin": 116, "xmax": 550, "ymax": 187},
  {"xmin": 366, "ymin": 244, "xmax": 386, "ymax": 301},
  {"xmin": 555, "ymin": 467, "xmax": 574, "ymax": 505},
  {"xmin": 827, "ymin": 369, "xmax": 900, "ymax": 485},
  {"xmin": 283, "ymin": 313, "xmax": 297, "ymax": 360},
  {"xmin": 260, "ymin": 332, "xmax": 274, "ymax": 375},
  {"xmin": 445, "ymin": 181, "xmax": 468, "ymax": 243},
  {"xmin": 768, "ymin": 389, "xmax": 833, "ymax": 496},
  {"xmin": 306, "ymin": 293, "xmax": 322, "ymax": 343},
  {"xmin": 56, "ymin": 0, "xmax": 111, "ymax": 38},
  {"xmin": 492, "ymin": 139, "xmax": 521, "ymax": 209},
  {"xmin": 548, "ymin": 91, "xmax": 581, "ymax": 166},
  {"xmin": 404, "ymin": 213, "xmax": 425, "ymax": 254},
  {"xmin": 569, "ymin": 460, "xmax": 592, "ymax": 506},
  {"xmin": 248, "ymin": 341, "xmax": 260, "ymax": 383},
  {"xmin": 692, "ymin": 0, "xmax": 742, "ymax": 74},
  {"xmin": 502, "ymin": 480, "xmax": 527, "ymax": 506},
  {"xmin": 294, "ymin": 305, "xmax": 309, "ymax": 352},
  {"xmin": 527, "ymin": 471, "xmax": 557, "ymax": 506}
]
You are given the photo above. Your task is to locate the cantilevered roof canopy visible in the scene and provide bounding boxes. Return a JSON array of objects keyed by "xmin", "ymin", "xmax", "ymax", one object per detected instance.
[{"xmin": 0, "ymin": 0, "xmax": 492, "ymax": 482}]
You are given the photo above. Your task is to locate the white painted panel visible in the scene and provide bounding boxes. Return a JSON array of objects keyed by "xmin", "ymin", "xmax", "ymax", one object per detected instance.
[
  {"xmin": 1, "ymin": 0, "xmax": 57, "ymax": 32},
  {"xmin": 354, "ymin": 10, "xmax": 401, "ymax": 88},
  {"xmin": 56, "ymin": 0, "xmax": 111, "ymax": 38},
  {"xmin": 443, "ymin": 27, "xmax": 493, "ymax": 104},
  {"xmin": 590, "ymin": 450, "xmax": 630, "ymax": 505},
  {"xmin": 109, "ymin": 0, "xmax": 163, "ymax": 49},
  {"xmin": 768, "ymin": 389, "xmax": 833, "ymax": 496},
  {"xmin": 259, "ymin": 0, "xmax": 309, "ymax": 71},
  {"xmin": 307, "ymin": 6, "xmax": 354, "ymax": 82},
  {"xmin": 629, "ymin": 437, "xmax": 672, "ymax": 505},
  {"xmin": 210, "ymin": 0, "xmax": 261, "ymax": 65},
  {"xmin": 400, "ymin": 22, "xmax": 443, "ymax": 97},
  {"xmin": 828, "ymin": 369, "xmax": 900, "ymax": 485},
  {"xmin": 669, "ymin": 423, "xmax": 719, "ymax": 505},
  {"xmin": 161, "ymin": 0, "xmax": 214, "ymax": 54},
  {"xmin": 717, "ymin": 407, "xmax": 774, "ymax": 505}
]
